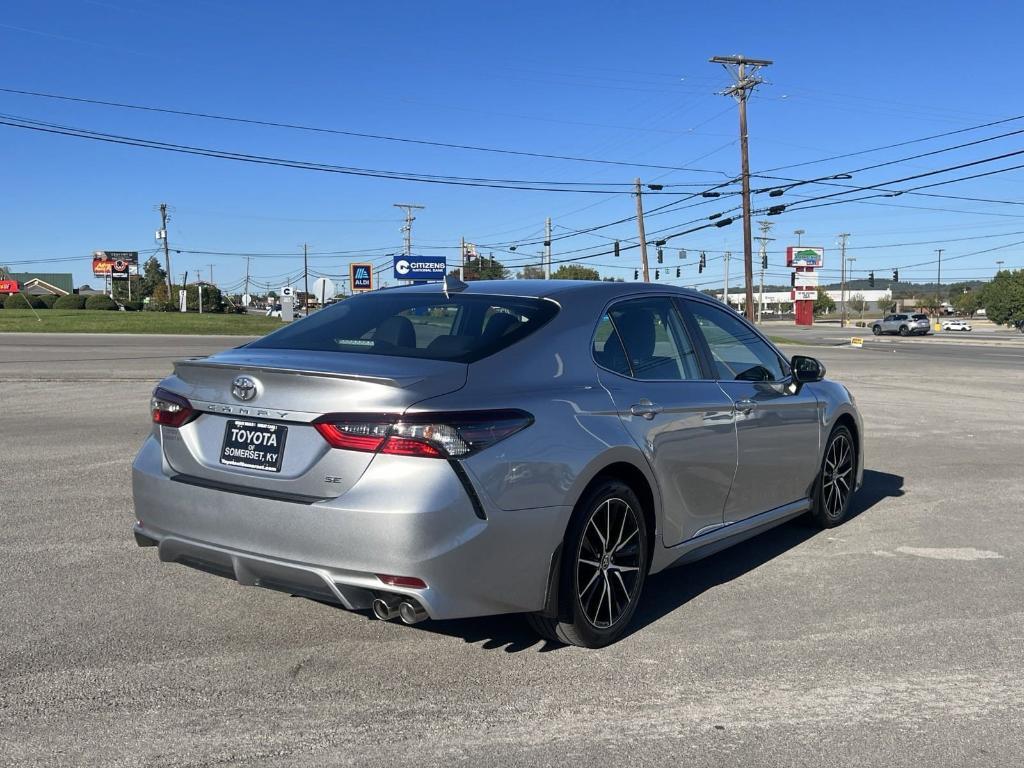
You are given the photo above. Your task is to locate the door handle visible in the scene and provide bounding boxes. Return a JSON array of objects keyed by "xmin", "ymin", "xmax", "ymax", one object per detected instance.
[
  {"xmin": 734, "ymin": 398, "xmax": 757, "ymax": 414},
  {"xmin": 630, "ymin": 401, "xmax": 663, "ymax": 420}
]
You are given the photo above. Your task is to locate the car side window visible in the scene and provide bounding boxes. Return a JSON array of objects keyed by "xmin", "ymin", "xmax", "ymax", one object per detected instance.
[
  {"xmin": 593, "ymin": 313, "xmax": 631, "ymax": 376},
  {"xmin": 595, "ymin": 297, "xmax": 701, "ymax": 380},
  {"xmin": 686, "ymin": 300, "xmax": 786, "ymax": 382}
]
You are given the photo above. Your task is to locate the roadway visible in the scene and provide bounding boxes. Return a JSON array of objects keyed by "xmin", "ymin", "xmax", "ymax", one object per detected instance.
[{"xmin": 2, "ymin": 333, "xmax": 1023, "ymax": 767}]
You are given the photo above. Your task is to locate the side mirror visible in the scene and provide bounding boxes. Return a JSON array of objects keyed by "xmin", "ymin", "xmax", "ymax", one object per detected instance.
[{"xmin": 791, "ymin": 355, "xmax": 825, "ymax": 384}]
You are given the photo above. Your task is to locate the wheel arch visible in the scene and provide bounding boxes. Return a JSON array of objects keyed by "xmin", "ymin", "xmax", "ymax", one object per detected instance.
[
  {"xmin": 538, "ymin": 451, "xmax": 661, "ymax": 619},
  {"xmin": 566, "ymin": 449, "xmax": 661, "ymax": 549}
]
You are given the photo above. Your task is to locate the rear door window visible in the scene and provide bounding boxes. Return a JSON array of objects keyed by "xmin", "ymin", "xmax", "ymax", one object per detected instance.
[
  {"xmin": 249, "ymin": 292, "xmax": 558, "ymax": 363},
  {"xmin": 595, "ymin": 297, "xmax": 701, "ymax": 380}
]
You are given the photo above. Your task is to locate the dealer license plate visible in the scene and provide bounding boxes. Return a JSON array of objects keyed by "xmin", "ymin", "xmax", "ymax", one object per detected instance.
[{"xmin": 219, "ymin": 419, "xmax": 287, "ymax": 472}]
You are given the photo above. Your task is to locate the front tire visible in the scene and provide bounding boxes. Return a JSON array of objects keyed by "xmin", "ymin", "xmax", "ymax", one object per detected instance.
[
  {"xmin": 872, "ymin": 325, "xmax": 882, "ymax": 336},
  {"xmin": 527, "ymin": 480, "xmax": 648, "ymax": 648},
  {"xmin": 899, "ymin": 325, "xmax": 910, "ymax": 336},
  {"xmin": 809, "ymin": 425, "xmax": 856, "ymax": 528}
]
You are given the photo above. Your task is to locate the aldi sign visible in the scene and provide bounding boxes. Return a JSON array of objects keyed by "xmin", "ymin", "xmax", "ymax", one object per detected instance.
[
  {"xmin": 393, "ymin": 254, "xmax": 446, "ymax": 281},
  {"xmin": 350, "ymin": 262, "xmax": 374, "ymax": 291}
]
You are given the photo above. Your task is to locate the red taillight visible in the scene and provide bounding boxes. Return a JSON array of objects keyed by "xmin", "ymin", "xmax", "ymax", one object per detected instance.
[
  {"xmin": 379, "ymin": 436, "xmax": 443, "ymax": 457},
  {"xmin": 314, "ymin": 410, "xmax": 532, "ymax": 458},
  {"xmin": 151, "ymin": 387, "xmax": 197, "ymax": 428},
  {"xmin": 313, "ymin": 421, "xmax": 389, "ymax": 452},
  {"xmin": 376, "ymin": 574, "xmax": 427, "ymax": 589}
]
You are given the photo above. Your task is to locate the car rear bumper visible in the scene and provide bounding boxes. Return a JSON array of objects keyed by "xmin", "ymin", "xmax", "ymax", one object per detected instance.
[{"xmin": 131, "ymin": 435, "xmax": 572, "ymax": 620}]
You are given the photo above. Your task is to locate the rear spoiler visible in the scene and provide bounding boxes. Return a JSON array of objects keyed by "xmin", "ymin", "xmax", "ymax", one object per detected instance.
[{"xmin": 173, "ymin": 358, "xmax": 412, "ymax": 388}]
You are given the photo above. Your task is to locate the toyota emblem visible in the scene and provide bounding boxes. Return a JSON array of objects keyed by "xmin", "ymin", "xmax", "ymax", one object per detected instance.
[{"xmin": 231, "ymin": 375, "xmax": 258, "ymax": 401}]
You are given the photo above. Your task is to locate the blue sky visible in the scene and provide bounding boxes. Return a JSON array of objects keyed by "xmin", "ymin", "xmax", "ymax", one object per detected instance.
[{"xmin": 2, "ymin": 0, "xmax": 1023, "ymax": 294}]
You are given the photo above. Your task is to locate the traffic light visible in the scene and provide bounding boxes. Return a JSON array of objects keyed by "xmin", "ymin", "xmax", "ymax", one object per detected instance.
[
  {"xmin": 655, "ymin": 269, "xmax": 660, "ymax": 280},
  {"xmin": 698, "ymin": 262, "xmax": 704, "ymax": 274},
  {"xmin": 676, "ymin": 268, "xmax": 681, "ymax": 278},
  {"xmin": 892, "ymin": 269, "xmax": 899, "ymax": 283},
  {"xmin": 761, "ymin": 251, "xmax": 768, "ymax": 270},
  {"xmin": 699, "ymin": 251, "xmax": 707, "ymax": 269},
  {"xmin": 613, "ymin": 240, "xmax": 620, "ymax": 258},
  {"xmin": 869, "ymin": 271, "xmax": 875, "ymax": 288},
  {"xmin": 790, "ymin": 271, "xmax": 797, "ymax": 287},
  {"xmin": 657, "ymin": 248, "xmax": 664, "ymax": 264},
  {"xmin": 634, "ymin": 269, "xmax": 639, "ymax": 280}
]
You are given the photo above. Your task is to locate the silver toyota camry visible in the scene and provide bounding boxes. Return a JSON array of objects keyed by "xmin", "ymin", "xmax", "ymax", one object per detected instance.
[{"xmin": 133, "ymin": 279, "xmax": 863, "ymax": 648}]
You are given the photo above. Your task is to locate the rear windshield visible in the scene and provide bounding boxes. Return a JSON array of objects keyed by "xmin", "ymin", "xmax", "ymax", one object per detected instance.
[{"xmin": 248, "ymin": 292, "xmax": 558, "ymax": 363}]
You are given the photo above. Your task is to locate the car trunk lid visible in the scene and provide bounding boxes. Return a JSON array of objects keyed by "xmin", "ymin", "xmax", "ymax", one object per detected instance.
[{"xmin": 157, "ymin": 348, "xmax": 467, "ymax": 500}]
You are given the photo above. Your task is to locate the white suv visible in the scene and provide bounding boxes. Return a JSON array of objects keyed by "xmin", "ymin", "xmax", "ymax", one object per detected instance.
[{"xmin": 872, "ymin": 313, "xmax": 932, "ymax": 336}]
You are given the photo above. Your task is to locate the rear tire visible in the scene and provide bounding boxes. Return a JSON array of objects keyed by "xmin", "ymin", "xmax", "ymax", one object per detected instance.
[
  {"xmin": 809, "ymin": 425, "xmax": 856, "ymax": 529},
  {"xmin": 527, "ymin": 479, "xmax": 648, "ymax": 648}
]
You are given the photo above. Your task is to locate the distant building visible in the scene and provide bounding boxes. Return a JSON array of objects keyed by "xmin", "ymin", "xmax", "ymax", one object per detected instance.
[{"xmin": 0, "ymin": 270, "xmax": 74, "ymax": 296}]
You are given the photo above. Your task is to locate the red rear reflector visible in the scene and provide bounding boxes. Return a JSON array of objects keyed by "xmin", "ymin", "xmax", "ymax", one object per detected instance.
[{"xmin": 376, "ymin": 574, "xmax": 427, "ymax": 589}]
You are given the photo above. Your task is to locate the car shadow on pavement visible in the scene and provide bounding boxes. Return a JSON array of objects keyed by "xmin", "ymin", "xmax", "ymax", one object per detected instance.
[
  {"xmin": 624, "ymin": 468, "xmax": 904, "ymax": 640},
  {"xmin": 387, "ymin": 469, "xmax": 903, "ymax": 653}
]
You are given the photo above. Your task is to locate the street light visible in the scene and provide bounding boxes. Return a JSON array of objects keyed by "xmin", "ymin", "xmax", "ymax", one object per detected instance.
[
  {"xmin": 761, "ymin": 174, "xmax": 854, "ymax": 196},
  {"xmin": 794, "ymin": 229, "xmax": 805, "ymax": 246}
]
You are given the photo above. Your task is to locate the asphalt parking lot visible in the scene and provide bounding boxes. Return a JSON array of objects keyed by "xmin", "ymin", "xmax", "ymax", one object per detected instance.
[{"xmin": 3, "ymin": 332, "xmax": 1023, "ymax": 767}]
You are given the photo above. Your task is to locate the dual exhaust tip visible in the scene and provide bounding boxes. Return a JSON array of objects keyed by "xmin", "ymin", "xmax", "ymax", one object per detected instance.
[{"xmin": 372, "ymin": 594, "xmax": 427, "ymax": 625}]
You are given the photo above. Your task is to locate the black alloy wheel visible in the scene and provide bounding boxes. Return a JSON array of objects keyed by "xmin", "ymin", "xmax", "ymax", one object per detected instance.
[
  {"xmin": 527, "ymin": 479, "xmax": 648, "ymax": 648},
  {"xmin": 810, "ymin": 425, "xmax": 856, "ymax": 528}
]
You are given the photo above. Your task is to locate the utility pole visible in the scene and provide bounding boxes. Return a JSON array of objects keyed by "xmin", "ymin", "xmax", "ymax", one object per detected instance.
[
  {"xmin": 544, "ymin": 217, "xmax": 552, "ymax": 279},
  {"xmin": 158, "ymin": 203, "xmax": 173, "ymax": 299},
  {"xmin": 723, "ymin": 251, "xmax": 731, "ymax": 307},
  {"xmin": 634, "ymin": 178, "xmax": 651, "ymax": 282},
  {"xmin": 935, "ymin": 248, "xmax": 944, "ymax": 290},
  {"xmin": 302, "ymin": 244, "xmax": 309, "ymax": 316},
  {"xmin": 207, "ymin": 264, "xmax": 215, "ymax": 285},
  {"xmin": 847, "ymin": 256, "xmax": 857, "ymax": 319},
  {"xmin": 756, "ymin": 220, "xmax": 774, "ymax": 324},
  {"xmin": 711, "ymin": 54, "xmax": 772, "ymax": 323},
  {"xmin": 394, "ymin": 203, "xmax": 425, "ymax": 256},
  {"xmin": 244, "ymin": 256, "xmax": 251, "ymax": 302},
  {"xmin": 838, "ymin": 232, "xmax": 850, "ymax": 328},
  {"xmin": 996, "ymin": 259, "xmax": 1004, "ymax": 275},
  {"xmin": 460, "ymin": 236, "xmax": 466, "ymax": 281}
]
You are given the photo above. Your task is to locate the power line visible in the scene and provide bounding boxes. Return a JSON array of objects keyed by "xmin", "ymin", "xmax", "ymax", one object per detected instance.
[
  {"xmin": 755, "ymin": 113, "xmax": 1024, "ymax": 174},
  {"xmin": 0, "ymin": 86, "xmax": 730, "ymax": 175},
  {"xmin": 0, "ymin": 114, "xmax": 711, "ymax": 194}
]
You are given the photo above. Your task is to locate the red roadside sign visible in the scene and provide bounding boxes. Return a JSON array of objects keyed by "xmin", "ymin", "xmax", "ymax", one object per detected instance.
[{"xmin": 0, "ymin": 279, "xmax": 19, "ymax": 293}]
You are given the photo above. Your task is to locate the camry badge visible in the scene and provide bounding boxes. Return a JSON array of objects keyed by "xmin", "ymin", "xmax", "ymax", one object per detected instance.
[{"xmin": 231, "ymin": 375, "xmax": 258, "ymax": 402}]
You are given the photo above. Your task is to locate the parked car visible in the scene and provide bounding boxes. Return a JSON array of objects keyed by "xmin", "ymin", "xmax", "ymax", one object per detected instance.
[
  {"xmin": 265, "ymin": 302, "xmax": 282, "ymax": 318},
  {"xmin": 133, "ymin": 280, "xmax": 863, "ymax": 648},
  {"xmin": 942, "ymin": 319, "xmax": 972, "ymax": 332},
  {"xmin": 871, "ymin": 313, "xmax": 931, "ymax": 336}
]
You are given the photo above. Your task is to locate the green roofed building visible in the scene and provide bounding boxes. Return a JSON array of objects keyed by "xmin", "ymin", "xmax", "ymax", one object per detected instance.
[{"xmin": 0, "ymin": 269, "xmax": 74, "ymax": 296}]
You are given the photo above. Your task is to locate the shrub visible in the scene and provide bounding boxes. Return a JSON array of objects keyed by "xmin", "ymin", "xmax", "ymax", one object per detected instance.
[
  {"xmin": 4, "ymin": 293, "xmax": 45, "ymax": 309},
  {"xmin": 54, "ymin": 294, "xmax": 88, "ymax": 309},
  {"xmin": 122, "ymin": 299, "xmax": 144, "ymax": 312},
  {"xmin": 37, "ymin": 294, "xmax": 58, "ymax": 308},
  {"xmin": 84, "ymin": 294, "xmax": 118, "ymax": 310}
]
